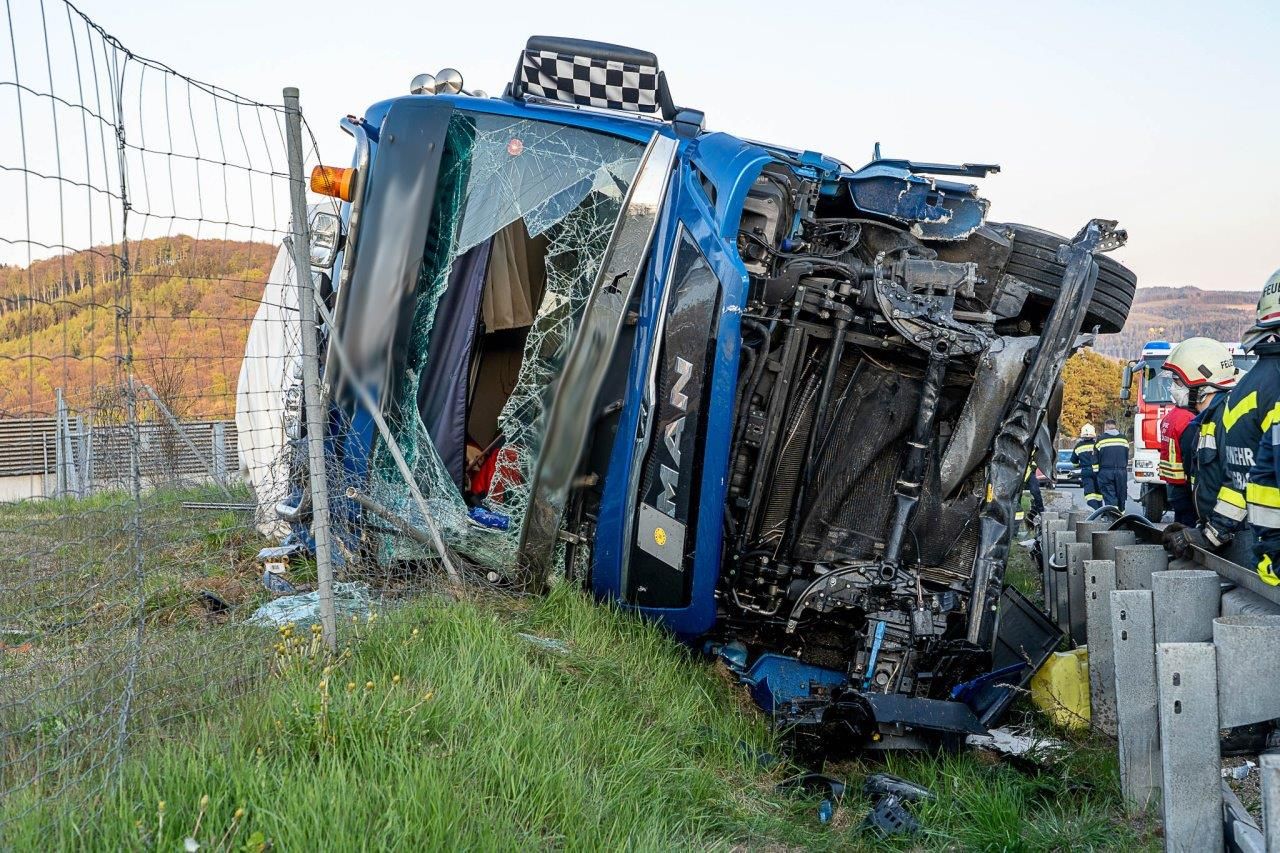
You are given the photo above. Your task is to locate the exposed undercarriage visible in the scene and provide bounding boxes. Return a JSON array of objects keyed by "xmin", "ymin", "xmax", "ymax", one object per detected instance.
[{"xmin": 707, "ymin": 163, "xmax": 1131, "ymax": 750}]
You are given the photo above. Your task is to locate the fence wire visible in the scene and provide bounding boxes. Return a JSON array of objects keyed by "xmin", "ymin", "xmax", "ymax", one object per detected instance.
[
  {"xmin": 0, "ymin": 0, "xmax": 355, "ymax": 830},
  {"xmin": 0, "ymin": 0, "xmax": 628, "ymax": 832}
]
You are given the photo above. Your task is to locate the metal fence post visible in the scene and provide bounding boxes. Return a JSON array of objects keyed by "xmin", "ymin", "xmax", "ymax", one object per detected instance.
[
  {"xmin": 1155, "ymin": 642, "xmax": 1222, "ymax": 852},
  {"xmin": 283, "ymin": 86, "xmax": 338, "ymax": 652},
  {"xmin": 1084, "ymin": 559, "xmax": 1118, "ymax": 736},
  {"xmin": 212, "ymin": 421, "xmax": 227, "ymax": 484},
  {"xmin": 1111, "ymin": 588, "xmax": 1161, "ymax": 813}
]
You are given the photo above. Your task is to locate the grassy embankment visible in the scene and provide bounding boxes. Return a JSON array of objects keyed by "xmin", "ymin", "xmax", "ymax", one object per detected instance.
[{"xmin": 0, "ymin": 489, "xmax": 1155, "ymax": 850}]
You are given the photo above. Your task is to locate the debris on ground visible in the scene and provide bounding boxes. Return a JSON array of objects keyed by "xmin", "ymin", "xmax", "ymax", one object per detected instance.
[
  {"xmin": 516, "ymin": 633, "xmax": 569, "ymax": 655},
  {"xmin": 966, "ymin": 726, "xmax": 1068, "ymax": 765},
  {"xmin": 861, "ymin": 772, "xmax": 934, "ymax": 837},
  {"xmin": 776, "ymin": 773, "xmax": 846, "ymax": 824},
  {"xmin": 247, "ymin": 581, "xmax": 370, "ymax": 628},
  {"xmin": 1222, "ymin": 759, "xmax": 1256, "ymax": 780}
]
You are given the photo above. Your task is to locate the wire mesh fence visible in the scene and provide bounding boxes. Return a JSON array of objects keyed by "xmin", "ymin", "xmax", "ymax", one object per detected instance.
[
  {"xmin": 0, "ymin": 0, "xmax": 351, "ymax": 829},
  {"xmin": 0, "ymin": 0, "xmax": 653, "ymax": 831}
]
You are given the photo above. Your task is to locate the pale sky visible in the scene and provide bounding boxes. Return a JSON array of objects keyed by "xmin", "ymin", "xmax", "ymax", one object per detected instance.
[{"xmin": 35, "ymin": 0, "xmax": 1280, "ymax": 291}]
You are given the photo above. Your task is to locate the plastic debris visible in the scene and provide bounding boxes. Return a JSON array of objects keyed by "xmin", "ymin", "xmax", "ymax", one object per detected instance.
[
  {"xmin": 862, "ymin": 794, "xmax": 920, "ymax": 836},
  {"xmin": 516, "ymin": 633, "xmax": 569, "ymax": 655},
  {"xmin": 262, "ymin": 564, "xmax": 298, "ymax": 596},
  {"xmin": 1222, "ymin": 759, "xmax": 1256, "ymax": 780},
  {"xmin": 468, "ymin": 506, "xmax": 510, "ymax": 531},
  {"xmin": 247, "ymin": 581, "xmax": 370, "ymax": 628},
  {"xmin": 776, "ymin": 773, "xmax": 846, "ymax": 824},
  {"xmin": 967, "ymin": 726, "xmax": 1067, "ymax": 762},
  {"xmin": 860, "ymin": 773, "xmax": 932, "ymax": 837}
]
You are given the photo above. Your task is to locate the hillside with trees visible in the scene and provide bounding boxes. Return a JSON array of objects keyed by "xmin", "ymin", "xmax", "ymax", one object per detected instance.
[
  {"xmin": 0, "ymin": 237, "xmax": 275, "ymax": 419},
  {"xmin": 1094, "ymin": 286, "xmax": 1256, "ymax": 359},
  {"xmin": 1058, "ymin": 349, "xmax": 1130, "ymax": 442}
]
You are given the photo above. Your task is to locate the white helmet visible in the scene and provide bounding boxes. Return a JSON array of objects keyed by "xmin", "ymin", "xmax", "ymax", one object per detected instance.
[
  {"xmin": 1080, "ymin": 424, "xmax": 1096, "ymax": 439},
  {"xmin": 1163, "ymin": 337, "xmax": 1239, "ymax": 390},
  {"xmin": 1257, "ymin": 268, "xmax": 1280, "ymax": 329}
]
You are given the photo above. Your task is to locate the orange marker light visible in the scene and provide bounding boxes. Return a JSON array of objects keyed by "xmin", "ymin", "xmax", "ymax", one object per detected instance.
[{"xmin": 310, "ymin": 165, "xmax": 356, "ymax": 202}]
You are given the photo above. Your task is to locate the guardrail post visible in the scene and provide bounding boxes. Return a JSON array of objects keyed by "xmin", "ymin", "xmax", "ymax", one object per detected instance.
[
  {"xmin": 1074, "ymin": 521, "xmax": 1108, "ymax": 557},
  {"xmin": 1093, "ymin": 529, "xmax": 1137, "ymax": 564},
  {"xmin": 1214, "ymin": 615, "xmax": 1280, "ymax": 729},
  {"xmin": 1085, "ymin": 559, "xmax": 1118, "ymax": 736},
  {"xmin": 1156, "ymin": 642, "xmax": 1222, "ymax": 852},
  {"xmin": 1115, "ymin": 544, "xmax": 1168, "ymax": 590},
  {"xmin": 1052, "ymin": 530, "xmax": 1078, "ymax": 633},
  {"xmin": 1043, "ymin": 518, "xmax": 1067, "ymax": 621},
  {"xmin": 1261, "ymin": 753, "xmax": 1280, "ymax": 852},
  {"xmin": 1152, "ymin": 570, "xmax": 1220, "ymax": 645},
  {"xmin": 1112, "ymin": 589, "xmax": 1161, "ymax": 813},
  {"xmin": 1066, "ymin": 541, "xmax": 1091, "ymax": 645}
]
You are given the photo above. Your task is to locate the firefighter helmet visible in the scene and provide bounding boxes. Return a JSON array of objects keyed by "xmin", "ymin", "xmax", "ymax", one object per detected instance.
[
  {"xmin": 1258, "ymin": 268, "xmax": 1280, "ymax": 329},
  {"xmin": 1080, "ymin": 423, "xmax": 1096, "ymax": 439},
  {"xmin": 1162, "ymin": 337, "xmax": 1239, "ymax": 390}
]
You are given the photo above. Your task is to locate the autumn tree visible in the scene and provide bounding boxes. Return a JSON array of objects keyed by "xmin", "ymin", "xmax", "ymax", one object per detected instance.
[{"xmin": 1059, "ymin": 349, "xmax": 1132, "ymax": 442}]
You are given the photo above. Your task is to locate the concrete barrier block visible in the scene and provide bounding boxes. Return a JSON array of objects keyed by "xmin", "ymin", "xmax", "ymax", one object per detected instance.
[
  {"xmin": 1093, "ymin": 529, "xmax": 1137, "ymax": 564},
  {"xmin": 1156, "ymin": 642, "xmax": 1222, "ymax": 853},
  {"xmin": 1074, "ymin": 521, "xmax": 1108, "ymax": 557},
  {"xmin": 1066, "ymin": 541, "xmax": 1091, "ymax": 645},
  {"xmin": 1085, "ymin": 559, "xmax": 1118, "ymax": 736},
  {"xmin": 1261, "ymin": 753, "xmax": 1280, "ymax": 853},
  {"xmin": 1053, "ymin": 531, "xmax": 1078, "ymax": 633},
  {"xmin": 1111, "ymin": 589, "xmax": 1160, "ymax": 813},
  {"xmin": 1115, "ymin": 544, "xmax": 1168, "ymax": 590},
  {"xmin": 1214, "ymin": 615, "xmax": 1280, "ymax": 728},
  {"xmin": 1152, "ymin": 570, "xmax": 1221, "ymax": 644}
]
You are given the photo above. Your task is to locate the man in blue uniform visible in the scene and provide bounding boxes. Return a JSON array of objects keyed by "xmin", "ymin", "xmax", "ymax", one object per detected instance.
[
  {"xmin": 1095, "ymin": 419, "xmax": 1129, "ymax": 509},
  {"xmin": 1071, "ymin": 424, "xmax": 1101, "ymax": 510}
]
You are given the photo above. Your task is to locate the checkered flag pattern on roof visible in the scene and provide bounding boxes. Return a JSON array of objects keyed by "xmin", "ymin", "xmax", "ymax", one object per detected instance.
[{"xmin": 520, "ymin": 49, "xmax": 659, "ymax": 113}]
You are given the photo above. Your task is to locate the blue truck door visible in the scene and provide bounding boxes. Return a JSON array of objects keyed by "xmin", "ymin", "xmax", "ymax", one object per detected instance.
[{"xmin": 594, "ymin": 133, "xmax": 772, "ymax": 637}]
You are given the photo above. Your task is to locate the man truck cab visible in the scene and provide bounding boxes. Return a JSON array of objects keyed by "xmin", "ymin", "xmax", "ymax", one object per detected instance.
[{"xmin": 259, "ymin": 36, "xmax": 1137, "ymax": 751}]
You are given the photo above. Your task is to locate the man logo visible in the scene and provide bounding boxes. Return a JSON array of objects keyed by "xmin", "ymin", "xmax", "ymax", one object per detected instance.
[{"xmin": 656, "ymin": 357, "xmax": 693, "ymax": 516}]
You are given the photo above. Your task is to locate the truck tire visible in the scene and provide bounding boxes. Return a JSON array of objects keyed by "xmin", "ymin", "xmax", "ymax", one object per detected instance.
[
  {"xmin": 1140, "ymin": 484, "xmax": 1167, "ymax": 523},
  {"xmin": 997, "ymin": 223, "xmax": 1138, "ymax": 335}
]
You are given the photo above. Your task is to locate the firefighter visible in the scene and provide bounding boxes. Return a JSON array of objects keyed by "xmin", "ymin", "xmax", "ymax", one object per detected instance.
[
  {"xmin": 1246, "ymin": 269, "xmax": 1280, "ymax": 584},
  {"xmin": 1095, "ymin": 419, "xmax": 1129, "ymax": 509},
  {"xmin": 1172, "ymin": 278, "xmax": 1280, "ymax": 566},
  {"xmin": 1071, "ymin": 424, "xmax": 1101, "ymax": 510},
  {"xmin": 1159, "ymin": 338, "xmax": 1240, "ymax": 525}
]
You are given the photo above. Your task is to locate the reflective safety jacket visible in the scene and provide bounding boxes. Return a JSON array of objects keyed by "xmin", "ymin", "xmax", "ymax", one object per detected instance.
[
  {"xmin": 1095, "ymin": 430, "xmax": 1129, "ymax": 470},
  {"xmin": 1207, "ymin": 341, "xmax": 1280, "ymax": 539},
  {"xmin": 1193, "ymin": 394, "xmax": 1228, "ymax": 524},
  {"xmin": 1070, "ymin": 437, "xmax": 1097, "ymax": 473},
  {"xmin": 1159, "ymin": 406, "xmax": 1196, "ymax": 485},
  {"xmin": 1249, "ymin": 404, "xmax": 1280, "ymax": 584}
]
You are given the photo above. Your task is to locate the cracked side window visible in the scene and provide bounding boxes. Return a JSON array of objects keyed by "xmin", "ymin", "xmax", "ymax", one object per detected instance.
[{"xmin": 364, "ymin": 112, "xmax": 646, "ymax": 571}]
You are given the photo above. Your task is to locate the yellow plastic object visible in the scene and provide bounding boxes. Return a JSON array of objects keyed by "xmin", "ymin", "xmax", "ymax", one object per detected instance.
[{"xmin": 1030, "ymin": 647, "xmax": 1091, "ymax": 729}]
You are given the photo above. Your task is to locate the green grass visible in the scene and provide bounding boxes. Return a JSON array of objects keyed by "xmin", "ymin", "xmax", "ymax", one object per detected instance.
[
  {"xmin": 1, "ymin": 580, "xmax": 1157, "ymax": 851},
  {"xmin": 0, "ymin": 485, "xmax": 1156, "ymax": 849}
]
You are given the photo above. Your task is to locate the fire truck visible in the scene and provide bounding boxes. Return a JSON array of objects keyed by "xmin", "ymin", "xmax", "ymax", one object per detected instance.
[{"xmin": 1122, "ymin": 340, "xmax": 1255, "ymax": 520}]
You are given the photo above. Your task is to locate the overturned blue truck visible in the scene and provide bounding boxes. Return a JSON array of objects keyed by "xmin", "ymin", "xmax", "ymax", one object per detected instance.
[{"xmin": 262, "ymin": 36, "xmax": 1137, "ymax": 753}]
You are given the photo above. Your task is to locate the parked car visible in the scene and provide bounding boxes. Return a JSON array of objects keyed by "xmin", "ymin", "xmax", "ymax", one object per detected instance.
[
  {"xmin": 258, "ymin": 36, "xmax": 1137, "ymax": 753},
  {"xmin": 1055, "ymin": 449, "xmax": 1081, "ymax": 486}
]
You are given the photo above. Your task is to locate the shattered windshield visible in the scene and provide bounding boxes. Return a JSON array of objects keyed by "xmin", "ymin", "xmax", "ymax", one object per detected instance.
[{"xmin": 364, "ymin": 111, "xmax": 646, "ymax": 571}]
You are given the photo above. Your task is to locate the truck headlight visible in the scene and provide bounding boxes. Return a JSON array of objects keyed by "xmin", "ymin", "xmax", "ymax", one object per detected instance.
[{"xmin": 309, "ymin": 209, "xmax": 342, "ymax": 269}]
